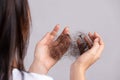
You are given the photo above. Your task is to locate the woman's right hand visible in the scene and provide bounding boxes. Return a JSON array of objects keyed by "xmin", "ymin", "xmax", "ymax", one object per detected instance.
[
  {"xmin": 70, "ymin": 32, "xmax": 104, "ymax": 80},
  {"xmin": 29, "ymin": 25, "xmax": 71, "ymax": 74}
]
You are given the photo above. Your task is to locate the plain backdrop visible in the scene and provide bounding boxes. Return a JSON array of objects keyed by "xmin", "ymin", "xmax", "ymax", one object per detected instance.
[{"xmin": 24, "ymin": 0, "xmax": 120, "ymax": 80}]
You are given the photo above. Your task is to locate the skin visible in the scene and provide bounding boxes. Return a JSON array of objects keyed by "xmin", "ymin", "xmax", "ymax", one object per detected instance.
[
  {"xmin": 70, "ymin": 32, "xmax": 104, "ymax": 80},
  {"xmin": 13, "ymin": 24, "xmax": 104, "ymax": 80},
  {"xmin": 29, "ymin": 24, "xmax": 71, "ymax": 74}
]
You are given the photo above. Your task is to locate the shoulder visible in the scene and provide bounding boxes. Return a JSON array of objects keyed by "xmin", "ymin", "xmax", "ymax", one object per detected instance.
[{"xmin": 12, "ymin": 68, "xmax": 53, "ymax": 80}]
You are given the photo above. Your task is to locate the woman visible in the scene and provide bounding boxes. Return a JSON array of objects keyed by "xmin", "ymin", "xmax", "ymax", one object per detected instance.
[{"xmin": 0, "ymin": 0, "xmax": 104, "ymax": 80}]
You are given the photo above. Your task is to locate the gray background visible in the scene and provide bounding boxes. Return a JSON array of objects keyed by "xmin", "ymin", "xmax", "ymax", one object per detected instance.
[{"xmin": 25, "ymin": 0, "xmax": 120, "ymax": 80}]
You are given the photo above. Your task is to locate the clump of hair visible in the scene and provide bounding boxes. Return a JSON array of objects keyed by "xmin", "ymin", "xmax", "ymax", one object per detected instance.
[
  {"xmin": 49, "ymin": 34, "xmax": 71, "ymax": 60},
  {"xmin": 67, "ymin": 32, "xmax": 93, "ymax": 58},
  {"xmin": 49, "ymin": 32, "xmax": 93, "ymax": 60}
]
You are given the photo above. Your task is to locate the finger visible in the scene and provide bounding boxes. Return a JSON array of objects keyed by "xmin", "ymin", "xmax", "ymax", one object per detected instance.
[
  {"xmin": 88, "ymin": 38, "xmax": 100, "ymax": 55},
  {"xmin": 50, "ymin": 24, "xmax": 60, "ymax": 38},
  {"xmin": 55, "ymin": 27, "xmax": 70, "ymax": 43},
  {"xmin": 77, "ymin": 38, "xmax": 81, "ymax": 46},
  {"xmin": 95, "ymin": 44, "xmax": 104, "ymax": 58},
  {"xmin": 84, "ymin": 36, "xmax": 93, "ymax": 49},
  {"xmin": 88, "ymin": 32, "xmax": 94, "ymax": 41},
  {"xmin": 94, "ymin": 32, "xmax": 104, "ymax": 45},
  {"xmin": 40, "ymin": 32, "xmax": 51, "ymax": 44},
  {"xmin": 77, "ymin": 39, "xmax": 87, "ymax": 54},
  {"xmin": 62, "ymin": 27, "xmax": 70, "ymax": 34},
  {"xmin": 40, "ymin": 24, "xmax": 60, "ymax": 44},
  {"xmin": 50, "ymin": 34, "xmax": 71, "ymax": 60},
  {"xmin": 94, "ymin": 33, "xmax": 105, "ymax": 58}
]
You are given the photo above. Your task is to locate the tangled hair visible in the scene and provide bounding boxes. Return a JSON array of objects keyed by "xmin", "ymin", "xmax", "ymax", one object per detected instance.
[
  {"xmin": 49, "ymin": 34, "xmax": 71, "ymax": 60},
  {"xmin": 68, "ymin": 32, "xmax": 93, "ymax": 58},
  {"xmin": 0, "ymin": 0, "xmax": 31, "ymax": 80},
  {"xmin": 49, "ymin": 32, "xmax": 93, "ymax": 60}
]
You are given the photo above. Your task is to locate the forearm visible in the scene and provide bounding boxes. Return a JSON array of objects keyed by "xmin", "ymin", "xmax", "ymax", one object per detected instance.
[
  {"xmin": 70, "ymin": 63, "xmax": 86, "ymax": 80},
  {"xmin": 29, "ymin": 59, "xmax": 48, "ymax": 74},
  {"xmin": 70, "ymin": 70, "xmax": 86, "ymax": 80}
]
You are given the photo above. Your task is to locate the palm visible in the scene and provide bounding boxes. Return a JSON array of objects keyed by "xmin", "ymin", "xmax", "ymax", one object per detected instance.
[
  {"xmin": 34, "ymin": 25, "xmax": 71, "ymax": 70},
  {"xmin": 75, "ymin": 32, "xmax": 104, "ymax": 71}
]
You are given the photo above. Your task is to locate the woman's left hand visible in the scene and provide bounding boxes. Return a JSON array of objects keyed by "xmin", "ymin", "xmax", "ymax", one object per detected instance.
[{"xmin": 29, "ymin": 24, "xmax": 71, "ymax": 74}]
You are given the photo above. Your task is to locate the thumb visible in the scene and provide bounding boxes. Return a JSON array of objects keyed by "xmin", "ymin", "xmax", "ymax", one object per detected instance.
[{"xmin": 88, "ymin": 38, "xmax": 100, "ymax": 55}]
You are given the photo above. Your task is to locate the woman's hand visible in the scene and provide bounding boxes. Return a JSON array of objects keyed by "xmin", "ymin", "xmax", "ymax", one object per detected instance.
[
  {"xmin": 70, "ymin": 32, "xmax": 104, "ymax": 80},
  {"xmin": 29, "ymin": 24, "xmax": 71, "ymax": 74}
]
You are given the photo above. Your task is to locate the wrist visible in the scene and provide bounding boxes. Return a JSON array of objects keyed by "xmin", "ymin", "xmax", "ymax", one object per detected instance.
[
  {"xmin": 29, "ymin": 59, "xmax": 49, "ymax": 74},
  {"xmin": 72, "ymin": 62, "xmax": 86, "ymax": 72},
  {"xmin": 70, "ymin": 63, "xmax": 86, "ymax": 80}
]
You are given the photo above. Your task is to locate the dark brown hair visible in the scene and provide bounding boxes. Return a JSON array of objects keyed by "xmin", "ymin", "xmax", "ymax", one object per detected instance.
[
  {"xmin": 49, "ymin": 32, "xmax": 93, "ymax": 59},
  {"xmin": 0, "ymin": 0, "xmax": 31, "ymax": 80},
  {"xmin": 68, "ymin": 32, "xmax": 93, "ymax": 57},
  {"xmin": 49, "ymin": 34, "xmax": 71, "ymax": 60}
]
